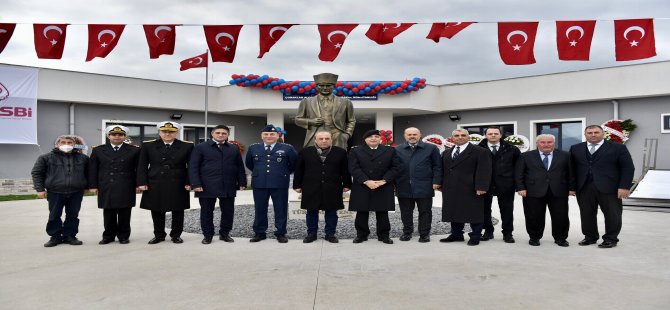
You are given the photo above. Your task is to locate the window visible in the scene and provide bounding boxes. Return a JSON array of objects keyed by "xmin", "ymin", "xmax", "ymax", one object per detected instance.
[
  {"xmin": 458, "ymin": 122, "xmax": 517, "ymax": 137},
  {"xmin": 531, "ymin": 118, "xmax": 584, "ymax": 151}
]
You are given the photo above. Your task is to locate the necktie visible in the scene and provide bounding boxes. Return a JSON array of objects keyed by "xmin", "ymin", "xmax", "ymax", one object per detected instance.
[
  {"xmin": 589, "ymin": 144, "xmax": 596, "ymax": 154},
  {"xmin": 218, "ymin": 142, "xmax": 225, "ymax": 150},
  {"xmin": 453, "ymin": 146, "xmax": 460, "ymax": 160},
  {"xmin": 491, "ymin": 145, "xmax": 498, "ymax": 155},
  {"xmin": 266, "ymin": 145, "xmax": 271, "ymax": 153},
  {"xmin": 113, "ymin": 146, "xmax": 119, "ymax": 152},
  {"xmin": 410, "ymin": 144, "xmax": 416, "ymax": 153},
  {"xmin": 543, "ymin": 153, "xmax": 550, "ymax": 170},
  {"xmin": 165, "ymin": 144, "xmax": 171, "ymax": 150}
]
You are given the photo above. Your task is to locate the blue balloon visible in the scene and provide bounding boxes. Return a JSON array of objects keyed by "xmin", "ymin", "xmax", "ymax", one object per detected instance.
[
  {"xmin": 358, "ymin": 90, "xmax": 365, "ymax": 95},
  {"xmin": 244, "ymin": 81, "xmax": 252, "ymax": 86},
  {"xmin": 364, "ymin": 87, "xmax": 371, "ymax": 92},
  {"xmin": 279, "ymin": 88, "xmax": 285, "ymax": 93},
  {"xmin": 292, "ymin": 86, "xmax": 298, "ymax": 91},
  {"xmin": 402, "ymin": 90, "xmax": 408, "ymax": 93},
  {"xmin": 229, "ymin": 80, "xmax": 235, "ymax": 85}
]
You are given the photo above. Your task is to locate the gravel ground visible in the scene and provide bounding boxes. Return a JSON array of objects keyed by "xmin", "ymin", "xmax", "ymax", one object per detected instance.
[{"xmin": 169, "ymin": 203, "xmax": 499, "ymax": 240}]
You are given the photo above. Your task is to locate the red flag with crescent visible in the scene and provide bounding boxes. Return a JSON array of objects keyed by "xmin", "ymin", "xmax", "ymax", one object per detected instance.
[
  {"xmin": 426, "ymin": 22, "xmax": 474, "ymax": 42},
  {"xmin": 497, "ymin": 22, "xmax": 539, "ymax": 65},
  {"xmin": 365, "ymin": 23, "xmax": 414, "ymax": 45},
  {"xmin": 317, "ymin": 24, "xmax": 357, "ymax": 62},
  {"xmin": 556, "ymin": 20, "xmax": 596, "ymax": 61},
  {"xmin": 258, "ymin": 24, "xmax": 293, "ymax": 58},
  {"xmin": 204, "ymin": 25, "xmax": 243, "ymax": 63},
  {"xmin": 0, "ymin": 23, "xmax": 16, "ymax": 54},
  {"xmin": 614, "ymin": 19, "xmax": 656, "ymax": 61},
  {"xmin": 33, "ymin": 24, "xmax": 68, "ymax": 59},
  {"xmin": 143, "ymin": 25, "xmax": 177, "ymax": 59},
  {"xmin": 86, "ymin": 24, "xmax": 125, "ymax": 61},
  {"xmin": 180, "ymin": 52, "xmax": 208, "ymax": 71}
]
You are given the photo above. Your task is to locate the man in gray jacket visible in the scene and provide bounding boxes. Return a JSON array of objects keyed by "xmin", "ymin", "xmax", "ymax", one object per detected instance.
[
  {"xmin": 395, "ymin": 127, "xmax": 442, "ymax": 242},
  {"xmin": 31, "ymin": 135, "xmax": 89, "ymax": 247}
]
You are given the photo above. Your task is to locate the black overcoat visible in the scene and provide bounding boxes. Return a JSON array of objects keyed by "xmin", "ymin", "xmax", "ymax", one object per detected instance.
[
  {"xmin": 293, "ymin": 146, "xmax": 352, "ymax": 210},
  {"xmin": 137, "ymin": 139, "xmax": 193, "ymax": 212},
  {"xmin": 348, "ymin": 145, "xmax": 401, "ymax": 212},
  {"xmin": 188, "ymin": 140, "xmax": 246, "ymax": 198},
  {"xmin": 441, "ymin": 144, "xmax": 492, "ymax": 223},
  {"xmin": 88, "ymin": 143, "xmax": 140, "ymax": 209},
  {"xmin": 477, "ymin": 139, "xmax": 520, "ymax": 195}
]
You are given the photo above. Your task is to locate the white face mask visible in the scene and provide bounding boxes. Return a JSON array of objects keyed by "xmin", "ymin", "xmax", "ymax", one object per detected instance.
[{"xmin": 58, "ymin": 145, "xmax": 74, "ymax": 153}]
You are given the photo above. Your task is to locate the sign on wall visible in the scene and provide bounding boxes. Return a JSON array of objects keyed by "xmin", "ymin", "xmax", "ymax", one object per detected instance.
[{"xmin": 0, "ymin": 65, "xmax": 38, "ymax": 144}]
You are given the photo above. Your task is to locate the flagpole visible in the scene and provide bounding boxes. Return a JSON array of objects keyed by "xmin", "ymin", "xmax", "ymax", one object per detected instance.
[{"xmin": 204, "ymin": 49, "xmax": 209, "ymax": 137}]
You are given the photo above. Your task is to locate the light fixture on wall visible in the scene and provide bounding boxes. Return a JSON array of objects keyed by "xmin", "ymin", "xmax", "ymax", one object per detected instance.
[
  {"xmin": 448, "ymin": 114, "xmax": 461, "ymax": 121},
  {"xmin": 170, "ymin": 113, "xmax": 183, "ymax": 120}
]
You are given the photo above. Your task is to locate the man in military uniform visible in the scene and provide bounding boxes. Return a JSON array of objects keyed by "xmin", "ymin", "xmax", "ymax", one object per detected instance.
[
  {"xmin": 89, "ymin": 125, "xmax": 140, "ymax": 245},
  {"xmin": 245, "ymin": 124, "xmax": 298, "ymax": 243},
  {"xmin": 136, "ymin": 121, "xmax": 193, "ymax": 244},
  {"xmin": 295, "ymin": 73, "xmax": 356, "ymax": 149}
]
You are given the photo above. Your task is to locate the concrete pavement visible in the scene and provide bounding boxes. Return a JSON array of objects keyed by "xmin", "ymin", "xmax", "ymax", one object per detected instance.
[{"xmin": 0, "ymin": 192, "xmax": 668, "ymax": 309}]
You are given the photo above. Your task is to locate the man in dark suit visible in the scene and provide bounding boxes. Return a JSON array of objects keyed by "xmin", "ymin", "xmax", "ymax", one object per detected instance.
[
  {"xmin": 189, "ymin": 125, "xmax": 247, "ymax": 245},
  {"xmin": 89, "ymin": 125, "xmax": 140, "ymax": 245},
  {"xmin": 395, "ymin": 127, "xmax": 442, "ymax": 243},
  {"xmin": 440, "ymin": 129, "xmax": 492, "ymax": 246},
  {"xmin": 136, "ymin": 121, "xmax": 193, "ymax": 244},
  {"xmin": 348, "ymin": 129, "xmax": 402, "ymax": 244},
  {"xmin": 478, "ymin": 127, "xmax": 520, "ymax": 243},
  {"xmin": 516, "ymin": 134, "xmax": 576, "ymax": 247},
  {"xmin": 293, "ymin": 131, "xmax": 352, "ymax": 243},
  {"xmin": 570, "ymin": 125, "xmax": 634, "ymax": 248},
  {"xmin": 245, "ymin": 124, "xmax": 298, "ymax": 243}
]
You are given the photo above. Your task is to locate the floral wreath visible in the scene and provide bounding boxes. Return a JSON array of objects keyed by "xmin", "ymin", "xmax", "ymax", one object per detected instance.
[
  {"xmin": 422, "ymin": 134, "xmax": 446, "ymax": 153},
  {"xmin": 602, "ymin": 119, "xmax": 636, "ymax": 144},
  {"xmin": 229, "ymin": 140, "xmax": 245, "ymax": 154}
]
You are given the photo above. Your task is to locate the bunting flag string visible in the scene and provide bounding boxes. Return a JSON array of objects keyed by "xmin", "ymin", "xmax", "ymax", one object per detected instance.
[{"xmin": 0, "ymin": 18, "xmax": 662, "ymax": 65}]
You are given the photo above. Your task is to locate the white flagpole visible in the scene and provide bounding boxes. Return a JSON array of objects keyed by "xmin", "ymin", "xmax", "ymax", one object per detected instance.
[{"xmin": 204, "ymin": 49, "xmax": 209, "ymax": 136}]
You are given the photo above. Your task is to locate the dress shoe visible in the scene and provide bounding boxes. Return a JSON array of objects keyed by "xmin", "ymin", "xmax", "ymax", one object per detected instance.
[
  {"xmin": 578, "ymin": 238, "xmax": 598, "ymax": 246},
  {"xmin": 379, "ymin": 237, "xmax": 394, "ymax": 244},
  {"xmin": 219, "ymin": 234, "xmax": 234, "ymax": 243},
  {"xmin": 439, "ymin": 235, "xmax": 465, "ymax": 243},
  {"xmin": 598, "ymin": 240, "xmax": 618, "ymax": 248},
  {"xmin": 171, "ymin": 237, "xmax": 184, "ymax": 244},
  {"xmin": 352, "ymin": 236, "xmax": 368, "ymax": 243},
  {"xmin": 418, "ymin": 235, "xmax": 430, "ymax": 243},
  {"xmin": 503, "ymin": 234, "xmax": 515, "ymax": 243},
  {"xmin": 528, "ymin": 239, "xmax": 541, "ymax": 246},
  {"xmin": 202, "ymin": 237, "xmax": 212, "ymax": 244},
  {"xmin": 467, "ymin": 239, "xmax": 480, "ymax": 246},
  {"xmin": 481, "ymin": 231, "xmax": 494, "ymax": 241},
  {"xmin": 303, "ymin": 234, "xmax": 318, "ymax": 243},
  {"xmin": 249, "ymin": 234, "xmax": 266, "ymax": 242},
  {"xmin": 63, "ymin": 236, "xmax": 83, "ymax": 245},
  {"xmin": 99, "ymin": 238, "xmax": 114, "ymax": 245},
  {"xmin": 555, "ymin": 240, "xmax": 570, "ymax": 247},
  {"xmin": 399, "ymin": 234, "xmax": 412, "ymax": 241},
  {"xmin": 325, "ymin": 235, "xmax": 339, "ymax": 243},
  {"xmin": 277, "ymin": 235, "xmax": 289, "ymax": 243},
  {"xmin": 148, "ymin": 237, "xmax": 165, "ymax": 244},
  {"xmin": 119, "ymin": 239, "xmax": 130, "ymax": 244},
  {"xmin": 44, "ymin": 237, "xmax": 61, "ymax": 247}
]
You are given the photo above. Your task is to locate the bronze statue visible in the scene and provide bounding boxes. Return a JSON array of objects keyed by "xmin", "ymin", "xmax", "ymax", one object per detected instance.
[{"xmin": 295, "ymin": 73, "xmax": 356, "ymax": 149}]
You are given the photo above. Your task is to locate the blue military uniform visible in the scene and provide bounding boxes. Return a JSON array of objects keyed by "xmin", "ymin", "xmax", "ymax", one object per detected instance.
[{"xmin": 245, "ymin": 125, "xmax": 298, "ymax": 239}]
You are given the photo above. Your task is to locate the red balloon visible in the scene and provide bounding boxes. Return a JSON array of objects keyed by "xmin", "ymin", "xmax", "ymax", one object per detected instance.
[
  {"xmin": 336, "ymin": 81, "xmax": 343, "ymax": 87},
  {"xmin": 255, "ymin": 83, "xmax": 263, "ymax": 87},
  {"xmin": 420, "ymin": 78, "xmax": 426, "ymax": 83},
  {"xmin": 337, "ymin": 91, "xmax": 344, "ymax": 96},
  {"xmin": 396, "ymin": 87, "xmax": 403, "ymax": 92},
  {"xmin": 389, "ymin": 91, "xmax": 396, "ymax": 95},
  {"xmin": 272, "ymin": 86, "xmax": 279, "ymax": 90},
  {"xmin": 285, "ymin": 88, "xmax": 292, "ymax": 93},
  {"xmin": 352, "ymin": 88, "xmax": 359, "ymax": 92},
  {"xmin": 262, "ymin": 80, "xmax": 270, "ymax": 85},
  {"xmin": 298, "ymin": 88, "xmax": 305, "ymax": 94},
  {"xmin": 304, "ymin": 85, "xmax": 312, "ymax": 91},
  {"xmin": 345, "ymin": 83, "xmax": 352, "ymax": 88},
  {"xmin": 374, "ymin": 86, "xmax": 381, "ymax": 91},
  {"xmin": 279, "ymin": 83, "xmax": 287, "ymax": 88}
]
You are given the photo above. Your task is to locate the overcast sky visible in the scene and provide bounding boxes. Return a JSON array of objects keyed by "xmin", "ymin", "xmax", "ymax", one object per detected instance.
[{"xmin": 1, "ymin": 0, "xmax": 669, "ymax": 86}]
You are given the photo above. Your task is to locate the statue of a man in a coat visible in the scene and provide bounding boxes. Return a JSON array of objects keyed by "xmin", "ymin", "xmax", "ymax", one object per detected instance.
[{"xmin": 294, "ymin": 73, "xmax": 356, "ymax": 149}]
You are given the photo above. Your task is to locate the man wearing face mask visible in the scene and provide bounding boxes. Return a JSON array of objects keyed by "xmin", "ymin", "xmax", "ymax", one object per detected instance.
[{"xmin": 32, "ymin": 135, "xmax": 90, "ymax": 247}]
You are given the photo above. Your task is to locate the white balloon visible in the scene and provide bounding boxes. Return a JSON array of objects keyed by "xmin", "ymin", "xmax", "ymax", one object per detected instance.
[
  {"xmin": 215, "ymin": 32, "xmax": 236, "ymax": 45},
  {"xmin": 623, "ymin": 26, "xmax": 645, "ymax": 40},
  {"xmin": 42, "ymin": 25, "xmax": 63, "ymax": 39},
  {"xmin": 327, "ymin": 30, "xmax": 349, "ymax": 43},
  {"xmin": 269, "ymin": 26, "xmax": 288, "ymax": 39},
  {"xmin": 97, "ymin": 30, "xmax": 116, "ymax": 42},
  {"xmin": 154, "ymin": 26, "xmax": 172, "ymax": 39},
  {"xmin": 565, "ymin": 26, "xmax": 584, "ymax": 40},
  {"xmin": 506, "ymin": 30, "xmax": 528, "ymax": 44}
]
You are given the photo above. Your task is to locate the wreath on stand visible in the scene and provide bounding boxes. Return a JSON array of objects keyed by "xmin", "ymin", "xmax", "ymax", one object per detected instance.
[{"xmin": 602, "ymin": 119, "xmax": 637, "ymax": 144}]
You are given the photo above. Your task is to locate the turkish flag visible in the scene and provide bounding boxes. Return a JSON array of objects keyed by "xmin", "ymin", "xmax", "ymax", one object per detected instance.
[
  {"xmin": 180, "ymin": 52, "xmax": 208, "ymax": 71},
  {"xmin": 86, "ymin": 24, "xmax": 125, "ymax": 61},
  {"xmin": 204, "ymin": 25, "xmax": 243, "ymax": 63},
  {"xmin": 497, "ymin": 22, "xmax": 539, "ymax": 65},
  {"xmin": 0, "ymin": 23, "xmax": 16, "ymax": 54},
  {"xmin": 258, "ymin": 24, "xmax": 293, "ymax": 58},
  {"xmin": 318, "ymin": 24, "xmax": 357, "ymax": 61},
  {"xmin": 614, "ymin": 19, "xmax": 656, "ymax": 61},
  {"xmin": 426, "ymin": 22, "xmax": 474, "ymax": 42},
  {"xmin": 365, "ymin": 23, "xmax": 414, "ymax": 45},
  {"xmin": 33, "ymin": 24, "xmax": 68, "ymax": 59},
  {"xmin": 143, "ymin": 25, "xmax": 177, "ymax": 59},
  {"xmin": 556, "ymin": 20, "xmax": 596, "ymax": 61}
]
